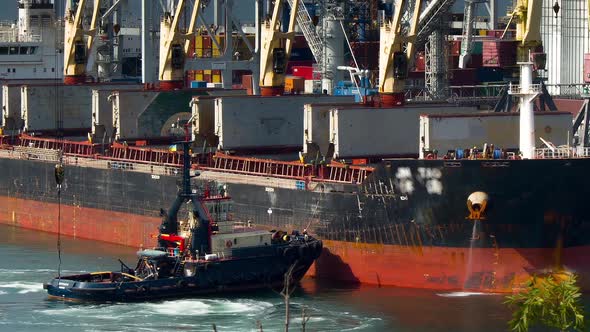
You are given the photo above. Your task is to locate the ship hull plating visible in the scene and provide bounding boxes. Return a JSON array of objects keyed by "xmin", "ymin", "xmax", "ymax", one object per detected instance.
[{"xmin": 1, "ymin": 156, "xmax": 589, "ymax": 292}]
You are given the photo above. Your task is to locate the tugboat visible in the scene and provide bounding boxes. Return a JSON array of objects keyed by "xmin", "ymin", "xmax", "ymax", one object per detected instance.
[{"xmin": 43, "ymin": 141, "xmax": 323, "ymax": 302}]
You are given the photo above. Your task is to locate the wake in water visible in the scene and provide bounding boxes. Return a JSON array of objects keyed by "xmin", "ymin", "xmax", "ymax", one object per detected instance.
[
  {"xmin": 0, "ymin": 282, "xmax": 44, "ymax": 294},
  {"xmin": 436, "ymin": 292, "xmax": 501, "ymax": 297}
]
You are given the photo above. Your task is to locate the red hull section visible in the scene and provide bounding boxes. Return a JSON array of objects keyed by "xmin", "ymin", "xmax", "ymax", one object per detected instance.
[
  {"xmin": 2, "ymin": 195, "xmax": 588, "ymax": 292},
  {"xmin": 0, "ymin": 196, "xmax": 159, "ymax": 248},
  {"xmin": 308, "ymin": 240, "xmax": 590, "ymax": 292}
]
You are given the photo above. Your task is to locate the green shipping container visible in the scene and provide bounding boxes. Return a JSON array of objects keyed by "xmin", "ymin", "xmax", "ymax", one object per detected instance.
[{"xmin": 472, "ymin": 41, "xmax": 483, "ymax": 55}]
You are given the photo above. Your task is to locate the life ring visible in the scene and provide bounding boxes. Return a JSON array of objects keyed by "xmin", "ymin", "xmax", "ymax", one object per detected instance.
[
  {"xmin": 426, "ymin": 153, "xmax": 435, "ymax": 160},
  {"xmin": 225, "ymin": 240, "xmax": 233, "ymax": 248}
]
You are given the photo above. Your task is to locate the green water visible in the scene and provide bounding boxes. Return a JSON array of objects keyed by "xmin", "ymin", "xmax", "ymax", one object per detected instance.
[{"xmin": 2, "ymin": 224, "xmax": 584, "ymax": 332}]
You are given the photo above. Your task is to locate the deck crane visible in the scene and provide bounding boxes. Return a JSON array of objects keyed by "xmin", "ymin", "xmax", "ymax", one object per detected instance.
[
  {"xmin": 158, "ymin": 0, "xmax": 201, "ymax": 90},
  {"xmin": 259, "ymin": 0, "xmax": 300, "ymax": 96},
  {"xmin": 510, "ymin": 0, "xmax": 545, "ymax": 69},
  {"xmin": 378, "ymin": 0, "xmax": 422, "ymax": 107},
  {"xmin": 63, "ymin": 0, "xmax": 102, "ymax": 85}
]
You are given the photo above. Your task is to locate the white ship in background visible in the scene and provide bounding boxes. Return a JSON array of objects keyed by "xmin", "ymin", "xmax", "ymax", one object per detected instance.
[{"xmin": 0, "ymin": 0, "xmax": 63, "ymax": 81}]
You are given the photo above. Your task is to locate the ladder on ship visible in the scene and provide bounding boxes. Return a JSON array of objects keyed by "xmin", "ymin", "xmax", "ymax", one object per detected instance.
[{"xmin": 285, "ymin": 0, "xmax": 323, "ymax": 64}]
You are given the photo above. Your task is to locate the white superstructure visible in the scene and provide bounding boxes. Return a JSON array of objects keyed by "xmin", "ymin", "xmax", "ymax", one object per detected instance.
[{"xmin": 0, "ymin": 0, "xmax": 63, "ymax": 81}]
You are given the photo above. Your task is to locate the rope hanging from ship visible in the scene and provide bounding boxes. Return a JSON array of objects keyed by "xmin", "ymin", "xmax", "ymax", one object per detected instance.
[{"xmin": 54, "ymin": 40, "xmax": 64, "ymax": 279}]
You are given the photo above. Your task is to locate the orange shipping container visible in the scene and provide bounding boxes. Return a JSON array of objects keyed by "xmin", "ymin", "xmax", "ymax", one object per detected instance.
[
  {"xmin": 242, "ymin": 74, "xmax": 253, "ymax": 95},
  {"xmin": 285, "ymin": 76, "xmax": 304, "ymax": 94}
]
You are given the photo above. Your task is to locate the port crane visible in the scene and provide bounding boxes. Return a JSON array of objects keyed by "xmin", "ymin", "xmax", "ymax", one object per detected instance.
[
  {"xmin": 159, "ymin": 0, "xmax": 201, "ymax": 90},
  {"xmin": 378, "ymin": 0, "xmax": 422, "ymax": 106},
  {"xmin": 510, "ymin": 0, "xmax": 545, "ymax": 68},
  {"xmin": 63, "ymin": 0, "xmax": 102, "ymax": 84},
  {"xmin": 259, "ymin": 0, "xmax": 300, "ymax": 96}
]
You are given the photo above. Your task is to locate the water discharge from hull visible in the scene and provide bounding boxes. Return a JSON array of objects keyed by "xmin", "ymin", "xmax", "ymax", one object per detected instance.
[{"xmin": 464, "ymin": 220, "xmax": 480, "ymax": 289}]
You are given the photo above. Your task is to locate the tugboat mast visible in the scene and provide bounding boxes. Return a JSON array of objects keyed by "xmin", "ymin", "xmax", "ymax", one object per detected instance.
[{"xmin": 158, "ymin": 141, "xmax": 211, "ymax": 255}]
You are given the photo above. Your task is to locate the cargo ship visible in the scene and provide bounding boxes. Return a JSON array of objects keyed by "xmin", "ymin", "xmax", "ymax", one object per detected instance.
[
  {"xmin": 2, "ymin": 0, "xmax": 590, "ymax": 294},
  {"xmin": 1, "ymin": 127, "xmax": 589, "ymax": 293}
]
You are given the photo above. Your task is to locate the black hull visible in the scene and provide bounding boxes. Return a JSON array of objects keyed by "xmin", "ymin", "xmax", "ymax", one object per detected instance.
[
  {"xmin": 2, "ymin": 155, "xmax": 590, "ymax": 290},
  {"xmin": 44, "ymin": 241, "xmax": 321, "ymax": 302},
  {"xmin": 2, "ymin": 156, "xmax": 590, "ymax": 249}
]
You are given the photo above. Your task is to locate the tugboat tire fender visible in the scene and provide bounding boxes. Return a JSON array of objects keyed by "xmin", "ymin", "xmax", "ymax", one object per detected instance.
[
  {"xmin": 137, "ymin": 285, "xmax": 149, "ymax": 293},
  {"xmin": 177, "ymin": 280, "xmax": 187, "ymax": 288}
]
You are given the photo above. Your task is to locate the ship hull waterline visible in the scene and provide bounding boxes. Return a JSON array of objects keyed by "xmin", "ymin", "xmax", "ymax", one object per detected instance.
[
  {"xmin": 2, "ymin": 200, "xmax": 588, "ymax": 293},
  {"xmin": 1, "ymin": 156, "xmax": 589, "ymax": 292}
]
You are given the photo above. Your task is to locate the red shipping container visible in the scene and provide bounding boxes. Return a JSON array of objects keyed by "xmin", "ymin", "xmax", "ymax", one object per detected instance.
[
  {"xmin": 292, "ymin": 66, "xmax": 314, "ymax": 80},
  {"xmin": 482, "ymin": 41, "xmax": 516, "ymax": 67},
  {"xmin": 584, "ymin": 54, "xmax": 590, "ymax": 83},
  {"xmin": 414, "ymin": 51, "xmax": 425, "ymax": 72},
  {"xmin": 242, "ymin": 74, "xmax": 253, "ymax": 95},
  {"xmin": 450, "ymin": 68, "xmax": 477, "ymax": 85},
  {"xmin": 469, "ymin": 54, "xmax": 483, "ymax": 68},
  {"xmin": 450, "ymin": 40, "xmax": 461, "ymax": 56}
]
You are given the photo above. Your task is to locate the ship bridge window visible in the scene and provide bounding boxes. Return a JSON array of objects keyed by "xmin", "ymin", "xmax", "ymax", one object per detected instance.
[
  {"xmin": 19, "ymin": 47, "xmax": 28, "ymax": 55},
  {"xmin": 9, "ymin": 47, "xmax": 17, "ymax": 55},
  {"xmin": 28, "ymin": 47, "xmax": 37, "ymax": 54},
  {"xmin": 0, "ymin": 47, "xmax": 7, "ymax": 55}
]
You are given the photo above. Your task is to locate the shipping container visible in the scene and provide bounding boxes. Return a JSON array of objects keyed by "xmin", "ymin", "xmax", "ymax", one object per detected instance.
[
  {"xmin": 482, "ymin": 40, "xmax": 517, "ymax": 67},
  {"xmin": 584, "ymin": 54, "xmax": 590, "ymax": 83},
  {"xmin": 450, "ymin": 68, "xmax": 478, "ymax": 85},
  {"xmin": 242, "ymin": 74, "xmax": 253, "ymax": 95},
  {"xmin": 450, "ymin": 40, "xmax": 461, "ymax": 56},
  {"xmin": 415, "ymin": 51, "xmax": 425, "ymax": 72},
  {"xmin": 292, "ymin": 66, "xmax": 314, "ymax": 80},
  {"xmin": 195, "ymin": 69, "xmax": 204, "ymax": 81},
  {"xmin": 212, "ymin": 69, "xmax": 222, "ymax": 83},
  {"xmin": 190, "ymin": 81, "xmax": 207, "ymax": 88},
  {"xmin": 285, "ymin": 76, "xmax": 305, "ymax": 94}
]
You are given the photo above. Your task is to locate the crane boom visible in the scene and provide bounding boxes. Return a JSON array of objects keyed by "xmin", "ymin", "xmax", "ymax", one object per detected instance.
[
  {"xmin": 258, "ymin": 0, "xmax": 299, "ymax": 96},
  {"xmin": 378, "ymin": 0, "xmax": 422, "ymax": 107},
  {"xmin": 63, "ymin": 0, "xmax": 102, "ymax": 84}
]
